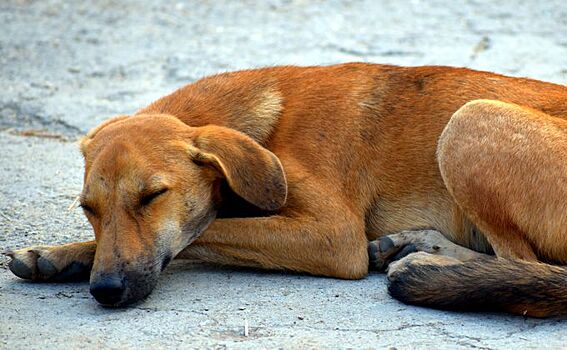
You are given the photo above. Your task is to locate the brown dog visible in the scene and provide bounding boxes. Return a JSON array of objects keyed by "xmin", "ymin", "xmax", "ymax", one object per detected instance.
[{"xmin": 5, "ymin": 63, "xmax": 567, "ymax": 316}]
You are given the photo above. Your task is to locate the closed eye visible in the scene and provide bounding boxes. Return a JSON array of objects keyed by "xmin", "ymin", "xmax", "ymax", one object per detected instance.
[
  {"xmin": 140, "ymin": 188, "xmax": 168, "ymax": 207},
  {"xmin": 80, "ymin": 203, "xmax": 96, "ymax": 216}
]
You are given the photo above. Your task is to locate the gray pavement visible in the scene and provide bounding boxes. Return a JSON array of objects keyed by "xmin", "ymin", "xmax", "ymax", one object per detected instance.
[{"xmin": 1, "ymin": 0, "xmax": 566, "ymax": 349}]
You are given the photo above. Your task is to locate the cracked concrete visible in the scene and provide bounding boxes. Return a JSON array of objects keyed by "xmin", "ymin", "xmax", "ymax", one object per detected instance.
[{"xmin": 1, "ymin": 0, "xmax": 567, "ymax": 349}]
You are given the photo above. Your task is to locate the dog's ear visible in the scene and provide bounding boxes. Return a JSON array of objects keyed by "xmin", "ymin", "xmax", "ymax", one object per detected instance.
[
  {"xmin": 79, "ymin": 116, "xmax": 129, "ymax": 156},
  {"xmin": 189, "ymin": 125, "xmax": 287, "ymax": 211}
]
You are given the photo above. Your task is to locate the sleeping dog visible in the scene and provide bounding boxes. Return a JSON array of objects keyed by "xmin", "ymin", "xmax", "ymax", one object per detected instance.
[{"xmin": 6, "ymin": 63, "xmax": 567, "ymax": 316}]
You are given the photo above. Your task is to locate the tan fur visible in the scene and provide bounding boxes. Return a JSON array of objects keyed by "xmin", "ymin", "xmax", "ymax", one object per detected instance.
[
  {"xmin": 388, "ymin": 252, "xmax": 463, "ymax": 273},
  {"xmin": 439, "ymin": 100, "xmax": 567, "ymax": 262},
  {"xmin": 7, "ymin": 63, "xmax": 567, "ymax": 314},
  {"xmin": 79, "ymin": 115, "xmax": 129, "ymax": 156}
]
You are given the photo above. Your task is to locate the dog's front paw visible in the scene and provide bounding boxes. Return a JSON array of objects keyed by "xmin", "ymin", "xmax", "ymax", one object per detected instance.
[
  {"xmin": 4, "ymin": 246, "xmax": 91, "ymax": 282},
  {"xmin": 4, "ymin": 247, "xmax": 55, "ymax": 280}
]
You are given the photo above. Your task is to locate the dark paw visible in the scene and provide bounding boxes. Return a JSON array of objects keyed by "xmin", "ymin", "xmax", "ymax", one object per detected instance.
[
  {"xmin": 4, "ymin": 247, "xmax": 90, "ymax": 282},
  {"xmin": 368, "ymin": 241, "xmax": 379, "ymax": 267},
  {"xmin": 37, "ymin": 256, "xmax": 58, "ymax": 277},
  {"xmin": 4, "ymin": 249, "xmax": 39, "ymax": 280},
  {"xmin": 379, "ymin": 237, "xmax": 395, "ymax": 253},
  {"xmin": 390, "ymin": 244, "xmax": 418, "ymax": 262},
  {"xmin": 7, "ymin": 254, "xmax": 34, "ymax": 279},
  {"xmin": 369, "ymin": 237, "xmax": 419, "ymax": 272}
]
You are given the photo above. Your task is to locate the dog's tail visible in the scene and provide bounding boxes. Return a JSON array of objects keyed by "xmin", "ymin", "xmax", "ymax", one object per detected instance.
[{"xmin": 387, "ymin": 256, "xmax": 567, "ymax": 317}]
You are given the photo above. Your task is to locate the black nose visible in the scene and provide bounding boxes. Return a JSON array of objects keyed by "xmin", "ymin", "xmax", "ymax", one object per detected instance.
[{"xmin": 90, "ymin": 273, "xmax": 126, "ymax": 306}]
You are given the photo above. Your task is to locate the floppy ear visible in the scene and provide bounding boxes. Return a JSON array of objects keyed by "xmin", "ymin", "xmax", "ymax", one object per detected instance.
[{"xmin": 189, "ymin": 125, "xmax": 287, "ymax": 211}]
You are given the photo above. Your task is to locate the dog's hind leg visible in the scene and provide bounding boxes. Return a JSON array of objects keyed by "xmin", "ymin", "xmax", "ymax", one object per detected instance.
[
  {"xmin": 438, "ymin": 100, "xmax": 567, "ymax": 263},
  {"xmin": 4, "ymin": 241, "xmax": 95, "ymax": 281},
  {"xmin": 368, "ymin": 230, "xmax": 485, "ymax": 271},
  {"xmin": 382, "ymin": 100, "xmax": 567, "ymax": 317}
]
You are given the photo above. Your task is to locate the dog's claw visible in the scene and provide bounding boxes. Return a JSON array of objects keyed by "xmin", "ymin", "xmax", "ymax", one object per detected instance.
[{"xmin": 2, "ymin": 249, "xmax": 15, "ymax": 258}]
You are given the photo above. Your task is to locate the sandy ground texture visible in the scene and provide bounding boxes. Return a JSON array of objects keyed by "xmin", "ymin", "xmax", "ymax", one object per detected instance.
[{"xmin": 1, "ymin": 0, "xmax": 567, "ymax": 349}]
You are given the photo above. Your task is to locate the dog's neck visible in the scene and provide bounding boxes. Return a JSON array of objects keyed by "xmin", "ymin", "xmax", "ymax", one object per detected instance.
[{"xmin": 136, "ymin": 72, "xmax": 284, "ymax": 146}]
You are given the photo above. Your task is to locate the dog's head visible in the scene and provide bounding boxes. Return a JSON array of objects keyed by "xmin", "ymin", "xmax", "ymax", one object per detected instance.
[{"xmin": 79, "ymin": 114, "xmax": 287, "ymax": 306}]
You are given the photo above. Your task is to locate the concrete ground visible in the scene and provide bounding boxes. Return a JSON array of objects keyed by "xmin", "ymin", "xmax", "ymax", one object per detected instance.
[{"xmin": 1, "ymin": 0, "xmax": 566, "ymax": 349}]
